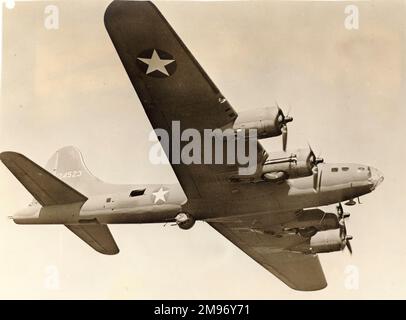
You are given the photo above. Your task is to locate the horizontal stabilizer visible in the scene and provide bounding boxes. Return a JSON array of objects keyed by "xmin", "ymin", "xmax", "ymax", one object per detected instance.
[
  {"xmin": 66, "ymin": 224, "xmax": 119, "ymax": 255},
  {"xmin": 0, "ymin": 151, "xmax": 88, "ymax": 206}
]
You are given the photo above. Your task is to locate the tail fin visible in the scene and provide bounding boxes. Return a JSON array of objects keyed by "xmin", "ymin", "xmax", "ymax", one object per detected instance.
[
  {"xmin": 2, "ymin": 146, "xmax": 135, "ymax": 204},
  {"xmin": 1, "ymin": 146, "xmax": 116, "ymax": 206},
  {"xmin": 45, "ymin": 146, "xmax": 102, "ymax": 195},
  {"xmin": 45, "ymin": 146, "xmax": 133, "ymax": 196}
]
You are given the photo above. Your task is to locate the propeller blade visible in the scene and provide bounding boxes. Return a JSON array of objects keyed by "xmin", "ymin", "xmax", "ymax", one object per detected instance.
[
  {"xmin": 339, "ymin": 221, "xmax": 346, "ymax": 239},
  {"xmin": 312, "ymin": 166, "xmax": 318, "ymax": 190},
  {"xmin": 316, "ymin": 149, "xmax": 324, "ymax": 164},
  {"xmin": 337, "ymin": 202, "xmax": 344, "ymax": 219},
  {"xmin": 284, "ymin": 104, "xmax": 291, "ymax": 117},
  {"xmin": 308, "ymin": 142, "xmax": 314, "ymax": 153},
  {"xmin": 346, "ymin": 238, "xmax": 353, "ymax": 255},
  {"xmin": 282, "ymin": 124, "xmax": 288, "ymax": 152}
]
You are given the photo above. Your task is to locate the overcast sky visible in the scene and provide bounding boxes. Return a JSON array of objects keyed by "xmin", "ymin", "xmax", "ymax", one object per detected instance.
[{"xmin": 0, "ymin": 0, "xmax": 405, "ymax": 299}]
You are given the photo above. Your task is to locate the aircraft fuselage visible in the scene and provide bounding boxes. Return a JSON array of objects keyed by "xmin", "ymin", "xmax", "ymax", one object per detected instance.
[{"xmin": 13, "ymin": 162, "xmax": 383, "ymax": 225}]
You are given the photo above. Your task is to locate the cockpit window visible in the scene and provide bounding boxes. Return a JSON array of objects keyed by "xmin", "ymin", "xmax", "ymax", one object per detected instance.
[
  {"xmin": 358, "ymin": 167, "xmax": 365, "ymax": 171},
  {"xmin": 331, "ymin": 168, "xmax": 338, "ymax": 172},
  {"xmin": 130, "ymin": 189, "xmax": 146, "ymax": 197},
  {"xmin": 342, "ymin": 167, "xmax": 349, "ymax": 172}
]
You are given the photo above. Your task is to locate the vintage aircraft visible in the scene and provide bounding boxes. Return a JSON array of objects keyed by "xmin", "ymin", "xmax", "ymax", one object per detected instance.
[{"xmin": 0, "ymin": 1, "xmax": 383, "ymax": 291}]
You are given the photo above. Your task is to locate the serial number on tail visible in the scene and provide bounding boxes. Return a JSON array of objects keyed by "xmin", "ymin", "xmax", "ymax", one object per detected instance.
[{"xmin": 57, "ymin": 170, "xmax": 82, "ymax": 179}]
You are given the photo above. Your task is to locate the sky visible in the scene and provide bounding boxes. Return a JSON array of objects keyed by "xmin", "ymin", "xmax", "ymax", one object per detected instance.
[{"xmin": 0, "ymin": 0, "xmax": 405, "ymax": 299}]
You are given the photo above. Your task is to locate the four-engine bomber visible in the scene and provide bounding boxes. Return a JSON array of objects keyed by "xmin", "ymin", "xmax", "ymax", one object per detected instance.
[{"xmin": 0, "ymin": 0, "xmax": 385, "ymax": 291}]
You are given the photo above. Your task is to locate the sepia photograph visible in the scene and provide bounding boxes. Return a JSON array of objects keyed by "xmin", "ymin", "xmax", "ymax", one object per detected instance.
[{"xmin": 0, "ymin": 0, "xmax": 404, "ymax": 304}]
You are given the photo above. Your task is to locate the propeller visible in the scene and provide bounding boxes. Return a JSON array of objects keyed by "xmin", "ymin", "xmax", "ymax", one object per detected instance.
[
  {"xmin": 308, "ymin": 144, "xmax": 324, "ymax": 191},
  {"xmin": 308, "ymin": 143, "xmax": 324, "ymax": 166},
  {"xmin": 337, "ymin": 203, "xmax": 351, "ymax": 220},
  {"xmin": 339, "ymin": 215, "xmax": 353, "ymax": 255},
  {"xmin": 276, "ymin": 103, "xmax": 293, "ymax": 152}
]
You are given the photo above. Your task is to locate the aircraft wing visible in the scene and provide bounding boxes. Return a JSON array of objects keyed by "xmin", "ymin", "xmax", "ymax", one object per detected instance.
[
  {"xmin": 209, "ymin": 215, "xmax": 327, "ymax": 291},
  {"xmin": 104, "ymin": 1, "xmax": 267, "ymax": 200},
  {"xmin": 66, "ymin": 224, "xmax": 119, "ymax": 255}
]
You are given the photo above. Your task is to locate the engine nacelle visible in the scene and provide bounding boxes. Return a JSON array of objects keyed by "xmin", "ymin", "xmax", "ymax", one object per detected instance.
[
  {"xmin": 232, "ymin": 106, "xmax": 292, "ymax": 139},
  {"xmin": 262, "ymin": 147, "xmax": 319, "ymax": 181},
  {"xmin": 292, "ymin": 229, "xmax": 345, "ymax": 254},
  {"xmin": 175, "ymin": 213, "xmax": 195, "ymax": 230},
  {"xmin": 309, "ymin": 229, "xmax": 346, "ymax": 254}
]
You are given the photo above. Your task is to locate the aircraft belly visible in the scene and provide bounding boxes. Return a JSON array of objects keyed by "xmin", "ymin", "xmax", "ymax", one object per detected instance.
[{"xmin": 185, "ymin": 193, "xmax": 281, "ymax": 220}]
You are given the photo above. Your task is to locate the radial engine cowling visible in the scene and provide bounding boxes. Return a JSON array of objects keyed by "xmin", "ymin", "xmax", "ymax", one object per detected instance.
[
  {"xmin": 232, "ymin": 106, "xmax": 292, "ymax": 139},
  {"xmin": 307, "ymin": 229, "xmax": 346, "ymax": 254},
  {"xmin": 262, "ymin": 147, "xmax": 322, "ymax": 181},
  {"xmin": 290, "ymin": 220, "xmax": 353, "ymax": 254},
  {"xmin": 290, "ymin": 230, "xmax": 344, "ymax": 254}
]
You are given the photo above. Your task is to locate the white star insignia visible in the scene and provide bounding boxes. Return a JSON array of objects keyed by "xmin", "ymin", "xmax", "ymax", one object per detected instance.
[
  {"xmin": 137, "ymin": 49, "xmax": 175, "ymax": 76},
  {"xmin": 152, "ymin": 187, "xmax": 169, "ymax": 204}
]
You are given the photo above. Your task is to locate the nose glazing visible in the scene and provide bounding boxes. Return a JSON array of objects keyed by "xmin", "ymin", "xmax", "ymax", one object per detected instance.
[{"xmin": 368, "ymin": 167, "xmax": 384, "ymax": 190}]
